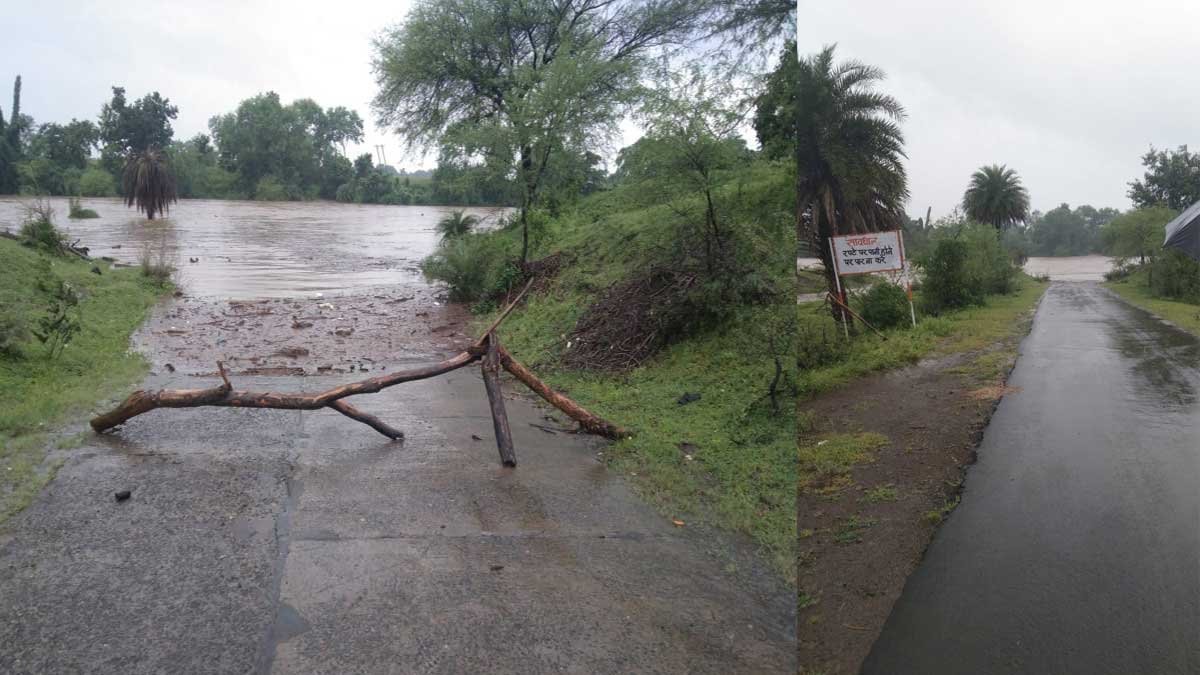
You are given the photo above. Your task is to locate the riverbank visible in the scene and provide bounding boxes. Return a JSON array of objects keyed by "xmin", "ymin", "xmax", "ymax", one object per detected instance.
[
  {"xmin": 0, "ymin": 237, "xmax": 167, "ymax": 523},
  {"xmin": 1105, "ymin": 273, "xmax": 1200, "ymax": 335},
  {"xmin": 798, "ymin": 275, "xmax": 1048, "ymax": 674}
]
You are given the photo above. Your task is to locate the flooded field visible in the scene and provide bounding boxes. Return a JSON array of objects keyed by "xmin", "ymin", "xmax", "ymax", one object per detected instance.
[{"xmin": 0, "ymin": 197, "xmax": 507, "ymax": 299}]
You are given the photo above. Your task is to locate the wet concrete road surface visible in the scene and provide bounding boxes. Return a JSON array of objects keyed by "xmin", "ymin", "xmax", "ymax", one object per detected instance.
[
  {"xmin": 864, "ymin": 283, "xmax": 1200, "ymax": 674},
  {"xmin": 0, "ymin": 369, "xmax": 794, "ymax": 673}
]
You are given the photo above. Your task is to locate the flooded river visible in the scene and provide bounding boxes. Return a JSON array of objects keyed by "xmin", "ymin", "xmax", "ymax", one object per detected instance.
[
  {"xmin": 0, "ymin": 196, "xmax": 507, "ymax": 299},
  {"xmin": 799, "ymin": 255, "xmax": 1117, "ymax": 282}
]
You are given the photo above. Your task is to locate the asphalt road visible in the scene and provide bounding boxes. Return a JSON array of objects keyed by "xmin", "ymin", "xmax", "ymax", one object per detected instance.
[
  {"xmin": 864, "ymin": 283, "xmax": 1200, "ymax": 674},
  {"xmin": 0, "ymin": 365, "xmax": 794, "ymax": 673}
]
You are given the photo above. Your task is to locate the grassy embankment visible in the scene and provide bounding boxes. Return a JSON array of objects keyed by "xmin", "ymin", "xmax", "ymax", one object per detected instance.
[
  {"xmin": 1106, "ymin": 271, "xmax": 1200, "ymax": 335},
  {"xmin": 454, "ymin": 162, "xmax": 797, "ymax": 579},
  {"xmin": 799, "ymin": 274, "xmax": 1049, "ymax": 481},
  {"xmin": 0, "ymin": 237, "xmax": 166, "ymax": 522}
]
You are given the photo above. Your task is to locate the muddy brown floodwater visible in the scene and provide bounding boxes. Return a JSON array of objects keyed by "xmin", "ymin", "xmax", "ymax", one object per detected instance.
[{"xmin": 0, "ymin": 196, "xmax": 508, "ymax": 300}]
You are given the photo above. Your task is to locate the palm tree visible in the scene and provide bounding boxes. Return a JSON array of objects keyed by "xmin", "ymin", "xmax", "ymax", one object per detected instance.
[
  {"xmin": 436, "ymin": 210, "xmax": 479, "ymax": 240},
  {"xmin": 793, "ymin": 45, "xmax": 909, "ymax": 323},
  {"xmin": 963, "ymin": 164, "xmax": 1029, "ymax": 230},
  {"xmin": 122, "ymin": 147, "xmax": 177, "ymax": 220}
]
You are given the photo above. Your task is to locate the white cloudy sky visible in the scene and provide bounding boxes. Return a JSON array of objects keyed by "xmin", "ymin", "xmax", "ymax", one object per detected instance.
[
  {"xmin": 4, "ymin": 0, "xmax": 452, "ymax": 171},
  {"xmin": 800, "ymin": 0, "xmax": 1200, "ymax": 218}
]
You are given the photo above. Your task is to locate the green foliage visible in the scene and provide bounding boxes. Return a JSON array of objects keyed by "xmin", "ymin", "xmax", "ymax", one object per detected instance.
[
  {"xmin": 253, "ymin": 175, "xmax": 290, "ymax": 201},
  {"xmin": 920, "ymin": 238, "xmax": 975, "ymax": 313},
  {"xmin": 0, "ymin": 311, "xmax": 28, "ymax": 357},
  {"xmin": 963, "ymin": 164, "xmax": 1030, "ymax": 230},
  {"xmin": 858, "ymin": 283, "xmax": 910, "ymax": 329},
  {"xmin": 791, "ymin": 45, "xmax": 908, "ymax": 301},
  {"xmin": 0, "ymin": 237, "xmax": 166, "ymax": 523},
  {"xmin": 77, "ymin": 166, "xmax": 116, "ymax": 197},
  {"xmin": 98, "ymin": 87, "xmax": 178, "ymax": 174},
  {"xmin": 1128, "ymin": 145, "xmax": 1200, "ymax": 210},
  {"xmin": 1149, "ymin": 248, "xmax": 1200, "ymax": 303},
  {"xmin": 420, "ymin": 233, "xmax": 518, "ymax": 303},
  {"xmin": 18, "ymin": 201, "xmax": 65, "ymax": 253},
  {"xmin": 122, "ymin": 147, "xmax": 177, "ymax": 219},
  {"xmin": 67, "ymin": 197, "xmax": 99, "ymax": 219},
  {"xmin": 920, "ymin": 224, "xmax": 1018, "ymax": 314},
  {"xmin": 797, "ymin": 316, "xmax": 850, "ymax": 370},
  {"xmin": 436, "ymin": 210, "xmax": 479, "ymax": 240},
  {"xmin": 1017, "ymin": 203, "xmax": 1118, "ymax": 256},
  {"xmin": 31, "ymin": 276, "xmax": 81, "ymax": 358},
  {"xmin": 1101, "ymin": 205, "xmax": 1177, "ymax": 265},
  {"xmin": 0, "ymin": 76, "xmax": 25, "ymax": 194}
]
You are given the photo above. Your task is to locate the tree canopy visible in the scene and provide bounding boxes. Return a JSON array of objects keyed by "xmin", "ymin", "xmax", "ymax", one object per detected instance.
[
  {"xmin": 98, "ymin": 87, "xmax": 178, "ymax": 172},
  {"xmin": 963, "ymin": 164, "xmax": 1030, "ymax": 230},
  {"xmin": 1128, "ymin": 145, "xmax": 1200, "ymax": 211},
  {"xmin": 371, "ymin": 0, "xmax": 713, "ymax": 261}
]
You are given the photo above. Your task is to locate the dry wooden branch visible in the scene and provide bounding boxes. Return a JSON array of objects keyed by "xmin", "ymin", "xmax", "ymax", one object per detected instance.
[
  {"xmin": 481, "ymin": 336, "xmax": 517, "ymax": 466},
  {"xmin": 495, "ymin": 342, "xmax": 631, "ymax": 440},
  {"xmin": 90, "ymin": 350, "xmax": 481, "ymax": 435}
]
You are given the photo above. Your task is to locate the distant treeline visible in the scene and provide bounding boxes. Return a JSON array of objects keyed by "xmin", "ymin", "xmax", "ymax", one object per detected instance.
[{"xmin": 0, "ymin": 78, "xmax": 533, "ymax": 206}]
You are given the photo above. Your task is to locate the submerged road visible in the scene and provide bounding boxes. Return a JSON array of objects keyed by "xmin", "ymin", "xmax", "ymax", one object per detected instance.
[{"xmin": 864, "ymin": 283, "xmax": 1200, "ymax": 674}]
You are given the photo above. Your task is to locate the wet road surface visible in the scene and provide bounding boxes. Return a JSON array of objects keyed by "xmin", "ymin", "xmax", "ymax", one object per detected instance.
[
  {"xmin": 863, "ymin": 283, "xmax": 1200, "ymax": 674},
  {"xmin": 0, "ymin": 327, "xmax": 794, "ymax": 674}
]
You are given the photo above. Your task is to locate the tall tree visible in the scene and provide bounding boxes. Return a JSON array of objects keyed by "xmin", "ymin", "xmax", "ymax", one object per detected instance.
[
  {"xmin": 1101, "ymin": 206, "xmax": 1178, "ymax": 266},
  {"xmin": 763, "ymin": 45, "xmax": 908, "ymax": 321},
  {"xmin": 1128, "ymin": 145, "xmax": 1200, "ymax": 210},
  {"xmin": 98, "ymin": 87, "xmax": 179, "ymax": 173},
  {"xmin": 31, "ymin": 119, "xmax": 99, "ymax": 170},
  {"xmin": 0, "ymin": 75, "xmax": 24, "ymax": 194},
  {"xmin": 963, "ymin": 164, "xmax": 1030, "ymax": 230},
  {"xmin": 371, "ymin": 0, "xmax": 712, "ymax": 264}
]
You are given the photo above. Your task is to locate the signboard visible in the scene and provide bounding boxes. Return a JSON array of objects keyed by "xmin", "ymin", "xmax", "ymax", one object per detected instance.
[{"xmin": 831, "ymin": 231, "xmax": 904, "ymax": 276}]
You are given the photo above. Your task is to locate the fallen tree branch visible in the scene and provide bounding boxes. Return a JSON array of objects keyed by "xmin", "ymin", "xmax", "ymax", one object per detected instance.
[
  {"xmin": 495, "ymin": 342, "xmax": 631, "ymax": 440},
  {"xmin": 90, "ymin": 350, "xmax": 481, "ymax": 434}
]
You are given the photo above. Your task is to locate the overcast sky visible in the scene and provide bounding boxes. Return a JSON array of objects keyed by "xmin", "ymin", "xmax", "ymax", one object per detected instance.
[{"xmin": 800, "ymin": 0, "xmax": 1200, "ymax": 218}]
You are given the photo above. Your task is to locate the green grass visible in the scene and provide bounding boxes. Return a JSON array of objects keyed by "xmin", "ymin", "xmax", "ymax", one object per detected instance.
[
  {"xmin": 798, "ymin": 432, "xmax": 888, "ymax": 488},
  {"xmin": 0, "ymin": 238, "xmax": 167, "ymax": 523},
  {"xmin": 798, "ymin": 274, "xmax": 1049, "ymax": 399},
  {"xmin": 863, "ymin": 483, "xmax": 899, "ymax": 503},
  {"xmin": 1106, "ymin": 274, "xmax": 1200, "ymax": 335},
  {"xmin": 495, "ymin": 293, "xmax": 796, "ymax": 581}
]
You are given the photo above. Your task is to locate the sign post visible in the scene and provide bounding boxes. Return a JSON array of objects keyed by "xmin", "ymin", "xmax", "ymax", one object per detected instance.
[{"xmin": 830, "ymin": 230, "xmax": 915, "ymax": 330}]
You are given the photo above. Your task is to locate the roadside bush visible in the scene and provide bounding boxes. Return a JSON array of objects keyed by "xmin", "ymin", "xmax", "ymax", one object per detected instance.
[
  {"xmin": 420, "ymin": 233, "xmax": 519, "ymax": 303},
  {"xmin": 798, "ymin": 318, "xmax": 851, "ymax": 370},
  {"xmin": 858, "ymin": 283, "xmax": 910, "ymax": 329},
  {"xmin": 961, "ymin": 224, "xmax": 1019, "ymax": 296},
  {"xmin": 921, "ymin": 225, "xmax": 1019, "ymax": 314},
  {"xmin": 1149, "ymin": 248, "xmax": 1200, "ymax": 303},
  {"xmin": 920, "ymin": 238, "xmax": 976, "ymax": 313}
]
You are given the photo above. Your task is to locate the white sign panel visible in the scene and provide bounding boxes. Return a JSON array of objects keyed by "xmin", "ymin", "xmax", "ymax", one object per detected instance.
[{"xmin": 831, "ymin": 231, "xmax": 905, "ymax": 276}]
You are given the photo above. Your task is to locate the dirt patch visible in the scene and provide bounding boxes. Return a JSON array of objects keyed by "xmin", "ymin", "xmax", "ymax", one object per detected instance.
[
  {"xmin": 798, "ymin": 316, "xmax": 1037, "ymax": 674},
  {"xmin": 564, "ymin": 268, "xmax": 696, "ymax": 371},
  {"xmin": 134, "ymin": 284, "xmax": 473, "ymax": 376}
]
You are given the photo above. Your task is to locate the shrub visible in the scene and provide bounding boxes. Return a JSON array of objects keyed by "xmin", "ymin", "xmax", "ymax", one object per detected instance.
[
  {"xmin": 858, "ymin": 282, "xmax": 910, "ymax": 329},
  {"xmin": 420, "ymin": 233, "xmax": 519, "ymax": 303},
  {"xmin": 32, "ymin": 277, "xmax": 81, "ymax": 359},
  {"xmin": 67, "ymin": 197, "xmax": 99, "ymax": 219},
  {"xmin": 19, "ymin": 201, "xmax": 66, "ymax": 253},
  {"xmin": 920, "ymin": 238, "xmax": 976, "ymax": 314},
  {"xmin": 0, "ymin": 311, "xmax": 28, "ymax": 358},
  {"xmin": 1149, "ymin": 248, "xmax": 1200, "ymax": 302},
  {"xmin": 436, "ymin": 210, "xmax": 479, "ymax": 240},
  {"xmin": 920, "ymin": 224, "xmax": 1019, "ymax": 314},
  {"xmin": 798, "ymin": 318, "xmax": 851, "ymax": 370},
  {"xmin": 78, "ymin": 167, "xmax": 117, "ymax": 197},
  {"xmin": 139, "ymin": 238, "xmax": 177, "ymax": 287}
]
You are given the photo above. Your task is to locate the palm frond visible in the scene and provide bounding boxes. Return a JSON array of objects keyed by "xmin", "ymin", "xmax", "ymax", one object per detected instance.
[{"xmin": 122, "ymin": 147, "xmax": 178, "ymax": 220}]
